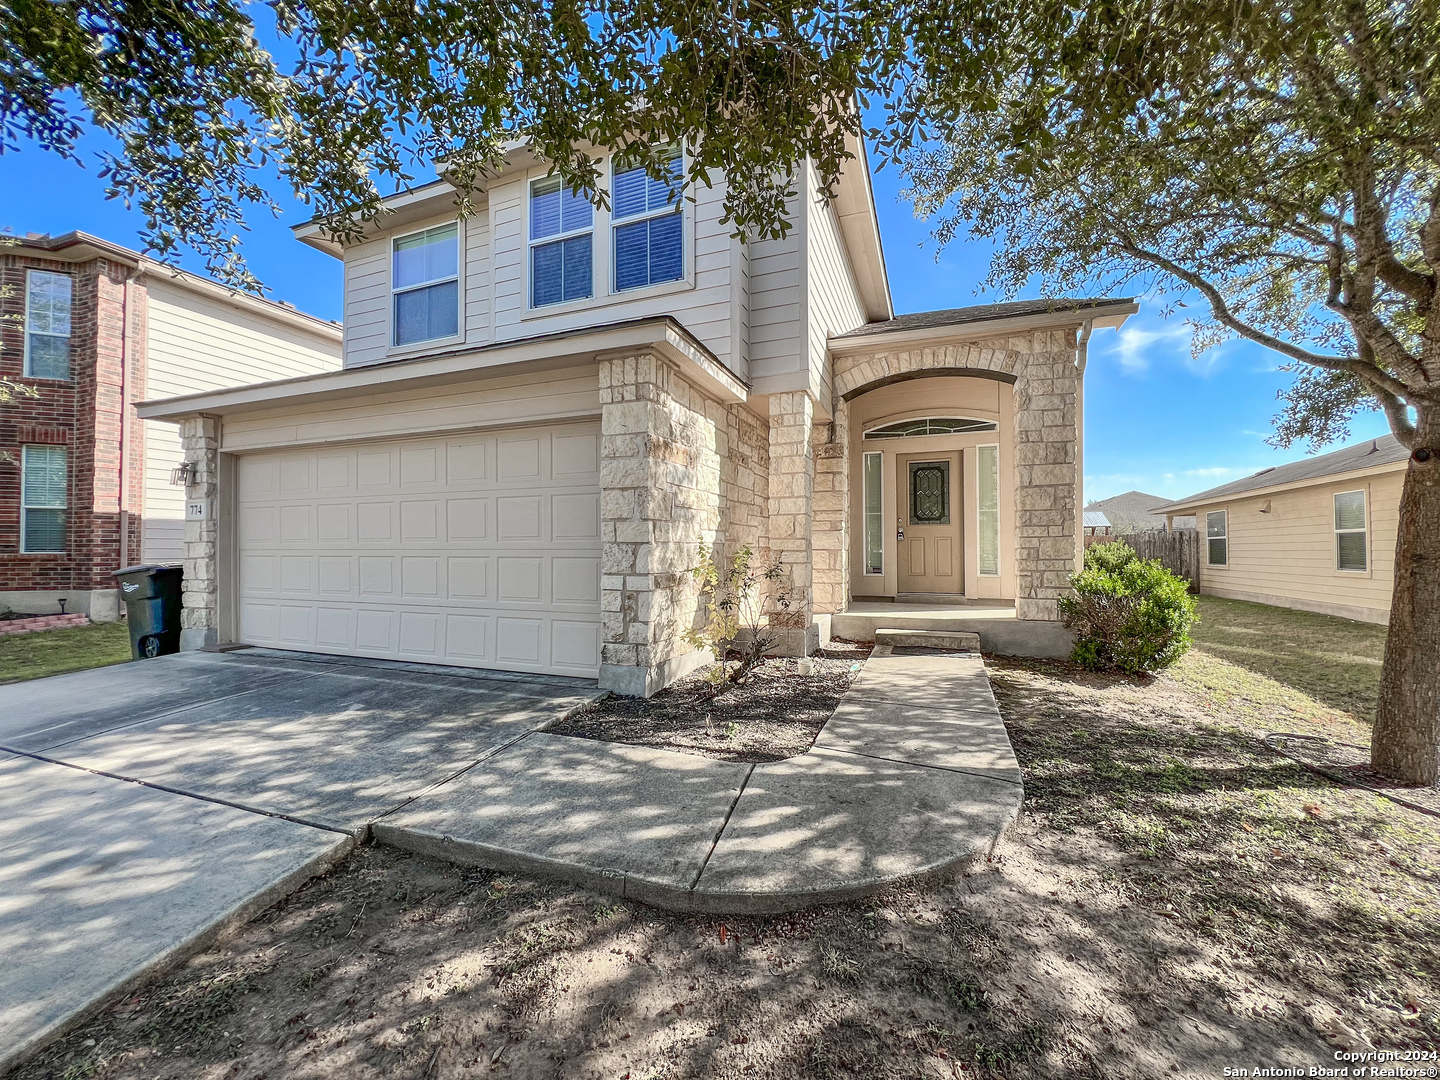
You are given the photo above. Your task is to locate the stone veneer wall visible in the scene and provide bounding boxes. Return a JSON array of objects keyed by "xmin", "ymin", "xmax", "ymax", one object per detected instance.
[
  {"xmin": 812, "ymin": 399, "xmax": 849, "ymax": 615},
  {"xmin": 765, "ymin": 391, "xmax": 815, "ymax": 652},
  {"xmin": 598, "ymin": 352, "xmax": 769, "ymax": 696},
  {"xmin": 179, "ymin": 415, "xmax": 219, "ymax": 650},
  {"xmin": 832, "ymin": 328, "xmax": 1081, "ymax": 622}
]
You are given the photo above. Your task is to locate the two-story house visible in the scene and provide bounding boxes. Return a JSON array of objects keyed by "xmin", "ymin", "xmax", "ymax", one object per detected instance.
[
  {"xmin": 2, "ymin": 232, "xmax": 341, "ymax": 621},
  {"xmin": 136, "ymin": 138, "xmax": 1135, "ymax": 695}
]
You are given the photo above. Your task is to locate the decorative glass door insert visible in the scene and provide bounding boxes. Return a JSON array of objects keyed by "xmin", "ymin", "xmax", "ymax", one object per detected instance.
[{"xmin": 909, "ymin": 460, "xmax": 951, "ymax": 525}]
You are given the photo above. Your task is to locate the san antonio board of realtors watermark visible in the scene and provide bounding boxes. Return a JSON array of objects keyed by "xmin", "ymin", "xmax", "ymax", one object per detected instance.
[{"xmin": 1223, "ymin": 1052, "xmax": 1439, "ymax": 1078}]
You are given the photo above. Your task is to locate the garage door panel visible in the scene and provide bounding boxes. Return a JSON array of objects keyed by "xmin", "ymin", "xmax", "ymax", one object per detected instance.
[{"xmin": 237, "ymin": 423, "xmax": 601, "ymax": 677}]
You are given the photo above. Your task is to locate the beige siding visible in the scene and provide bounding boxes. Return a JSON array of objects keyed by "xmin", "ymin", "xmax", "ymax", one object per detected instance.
[
  {"xmin": 805, "ymin": 187, "xmax": 868, "ymax": 409},
  {"xmin": 342, "ymin": 235, "xmax": 391, "ymax": 367},
  {"xmin": 464, "ymin": 213, "xmax": 493, "ymax": 345},
  {"xmin": 142, "ymin": 278, "xmax": 341, "ymax": 563},
  {"xmin": 219, "ymin": 364, "xmax": 600, "ymax": 453},
  {"xmin": 1195, "ymin": 468, "xmax": 1404, "ymax": 623},
  {"xmin": 747, "ymin": 193, "xmax": 805, "ymax": 387}
]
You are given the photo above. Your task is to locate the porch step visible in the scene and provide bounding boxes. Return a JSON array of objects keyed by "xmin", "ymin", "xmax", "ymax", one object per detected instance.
[{"xmin": 874, "ymin": 628, "xmax": 982, "ymax": 653}]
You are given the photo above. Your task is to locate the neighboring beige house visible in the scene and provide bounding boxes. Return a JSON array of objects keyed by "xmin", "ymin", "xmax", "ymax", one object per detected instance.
[
  {"xmin": 1156, "ymin": 434, "xmax": 1409, "ymax": 625},
  {"xmin": 136, "ymin": 138, "xmax": 1135, "ymax": 695},
  {"xmin": 2, "ymin": 231, "xmax": 341, "ymax": 620}
]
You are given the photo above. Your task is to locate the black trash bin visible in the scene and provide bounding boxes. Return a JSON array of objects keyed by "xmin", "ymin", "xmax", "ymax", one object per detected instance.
[{"xmin": 113, "ymin": 565, "xmax": 184, "ymax": 659}]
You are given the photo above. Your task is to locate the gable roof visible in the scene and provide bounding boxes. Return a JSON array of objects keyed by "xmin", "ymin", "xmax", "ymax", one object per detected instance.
[
  {"xmin": 1084, "ymin": 490, "xmax": 1175, "ymax": 531},
  {"xmin": 1083, "ymin": 511, "xmax": 1111, "ymax": 528},
  {"xmin": 1157, "ymin": 434, "xmax": 1410, "ymax": 513}
]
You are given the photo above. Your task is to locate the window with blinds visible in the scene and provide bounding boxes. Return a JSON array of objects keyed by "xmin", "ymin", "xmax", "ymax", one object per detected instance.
[
  {"xmin": 25, "ymin": 271, "xmax": 72, "ymax": 379},
  {"xmin": 530, "ymin": 178, "xmax": 593, "ymax": 307},
  {"xmin": 21, "ymin": 445, "xmax": 67, "ymax": 553},
  {"xmin": 977, "ymin": 444, "xmax": 1000, "ymax": 576},
  {"xmin": 612, "ymin": 147, "xmax": 683, "ymax": 292},
  {"xmin": 393, "ymin": 224, "xmax": 459, "ymax": 345},
  {"xmin": 1206, "ymin": 509, "xmax": 1228, "ymax": 566},
  {"xmin": 1334, "ymin": 490, "xmax": 1367, "ymax": 571}
]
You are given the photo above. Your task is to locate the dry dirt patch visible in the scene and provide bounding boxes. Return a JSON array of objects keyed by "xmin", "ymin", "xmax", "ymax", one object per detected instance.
[{"xmin": 546, "ymin": 640, "xmax": 872, "ymax": 762}]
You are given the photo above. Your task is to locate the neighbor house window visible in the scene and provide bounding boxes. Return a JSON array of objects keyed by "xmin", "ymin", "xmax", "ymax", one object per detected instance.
[
  {"xmin": 393, "ymin": 224, "xmax": 459, "ymax": 346},
  {"xmin": 21, "ymin": 445, "xmax": 67, "ymax": 553},
  {"xmin": 862, "ymin": 451, "xmax": 883, "ymax": 574},
  {"xmin": 25, "ymin": 270, "xmax": 72, "ymax": 379},
  {"xmin": 1335, "ymin": 490, "xmax": 1367, "ymax": 571},
  {"xmin": 977, "ymin": 444, "xmax": 1000, "ymax": 576},
  {"xmin": 530, "ymin": 177, "xmax": 593, "ymax": 306},
  {"xmin": 1206, "ymin": 509, "xmax": 1228, "ymax": 566},
  {"xmin": 612, "ymin": 146, "xmax": 683, "ymax": 292}
]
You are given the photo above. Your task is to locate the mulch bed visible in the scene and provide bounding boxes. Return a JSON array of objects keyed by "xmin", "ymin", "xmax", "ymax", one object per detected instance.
[{"xmin": 546, "ymin": 639, "xmax": 873, "ymax": 762}]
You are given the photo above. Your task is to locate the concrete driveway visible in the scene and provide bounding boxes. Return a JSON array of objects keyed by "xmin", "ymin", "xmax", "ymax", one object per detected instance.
[{"xmin": 0, "ymin": 649, "xmax": 600, "ymax": 1071}]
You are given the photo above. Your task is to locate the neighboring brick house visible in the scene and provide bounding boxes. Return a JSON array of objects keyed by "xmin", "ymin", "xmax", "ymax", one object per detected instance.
[
  {"xmin": 138, "ymin": 139, "xmax": 1135, "ymax": 694},
  {"xmin": 1, "ymin": 232, "xmax": 341, "ymax": 620}
]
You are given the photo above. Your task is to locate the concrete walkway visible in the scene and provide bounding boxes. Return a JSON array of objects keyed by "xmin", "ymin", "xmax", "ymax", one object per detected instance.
[
  {"xmin": 376, "ymin": 651, "xmax": 1023, "ymax": 913},
  {"xmin": 0, "ymin": 647, "xmax": 1019, "ymax": 1070},
  {"xmin": 0, "ymin": 650, "xmax": 602, "ymax": 1072}
]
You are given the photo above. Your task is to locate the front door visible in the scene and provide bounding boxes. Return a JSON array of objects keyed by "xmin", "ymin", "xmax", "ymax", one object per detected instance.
[{"xmin": 896, "ymin": 451, "xmax": 963, "ymax": 595}]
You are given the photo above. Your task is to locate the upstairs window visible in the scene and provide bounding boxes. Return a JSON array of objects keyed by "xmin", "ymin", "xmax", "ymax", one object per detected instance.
[
  {"xmin": 25, "ymin": 271, "xmax": 72, "ymax": 379},
  {"xmin": 393, "ymin": 224, "xmax": 459, "ymax": 346},
  {"xmin": 1206, "ymin": 509, "xmax": 1228, "ymax": 566},
  {"xmin": 530, "ymin": 178, "xmax": 593, "ymax": 306},
  {"xmin": 612, "ymin": 147, "xmax": 683, "ymax": 292},
  {"xmin": 1335, "ymin": 490, "xmax": 1367, "ymax": 571},
  {"xmin": 21, "ymin": 445, "xmax": 67, "ymax": 553}
]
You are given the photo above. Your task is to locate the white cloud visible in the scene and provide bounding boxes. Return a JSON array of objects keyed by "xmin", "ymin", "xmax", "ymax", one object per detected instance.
[
  {"xmin": 1184, "ymin": 466, "xmax": 1243, "ymax": 478},
  {"xmin": 1104, "ymin": 324, "xmax": 1191, "ymax": 374}
]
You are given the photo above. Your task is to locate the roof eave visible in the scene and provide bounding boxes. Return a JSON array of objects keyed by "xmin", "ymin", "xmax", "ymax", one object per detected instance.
[
  {"xmin": 136, "ymin": 316, "xmax": 745, "ymax": 421},
  {"xmin": 1156, "ymin": 456, "xmax": 1409, "ymax": 513},
  {"xmin": 828, "ymin": 299, "xmax": 1139, "ymax": 355}
]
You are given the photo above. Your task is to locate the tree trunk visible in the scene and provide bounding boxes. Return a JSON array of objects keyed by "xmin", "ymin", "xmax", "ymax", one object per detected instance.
[{"xmin": 1372, "ymin": 433, "xmax": 1440, "ymax": 786}]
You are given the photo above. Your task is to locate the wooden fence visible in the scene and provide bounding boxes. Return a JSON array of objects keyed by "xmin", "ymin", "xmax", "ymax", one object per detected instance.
[{"xmin": 1112, "ymin": 529, "xmax": 1202, "ymax": 590}]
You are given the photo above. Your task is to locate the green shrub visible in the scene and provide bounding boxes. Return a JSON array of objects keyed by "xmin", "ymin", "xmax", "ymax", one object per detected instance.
[{"xmin": 1058, "ymin": 541, "xmax": 1197, "ymax": 674}]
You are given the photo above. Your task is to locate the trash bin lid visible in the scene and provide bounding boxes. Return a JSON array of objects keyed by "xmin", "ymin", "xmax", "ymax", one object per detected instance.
[{"xmin": 113, "ymin": 564, "xmax": 173, "ymax": 578}]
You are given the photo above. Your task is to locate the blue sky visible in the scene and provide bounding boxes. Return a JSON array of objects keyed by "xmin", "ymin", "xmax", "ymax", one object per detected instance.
[{"xmin": 1, "ymin": 129, "xmax": 1390, "ymax": 504}]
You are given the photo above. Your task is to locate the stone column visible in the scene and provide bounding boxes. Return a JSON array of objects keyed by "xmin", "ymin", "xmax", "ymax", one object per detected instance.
[
  {"xmin": 811, "ymin": 398, "xmax": 849, "ymax": 616},
  {"xmin": 179, "ymin": 414, "xmax": 219, "ymax": 650},
  {"xmin": 1012, "ymin": 330, "xmax": 1080, "ymax": 621},
  {"xmin": 766, "ymin": 391, "xmax": 816, "ymax": 653},
  {"xmin": 598, "ymin": 352, "xmax": 722, "ymax": 696}
]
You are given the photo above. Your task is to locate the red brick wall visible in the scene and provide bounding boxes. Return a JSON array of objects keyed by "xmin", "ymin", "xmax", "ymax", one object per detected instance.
[{"xmin": 1, "ymin": 248, "xmax": 147, "ymax": 592}]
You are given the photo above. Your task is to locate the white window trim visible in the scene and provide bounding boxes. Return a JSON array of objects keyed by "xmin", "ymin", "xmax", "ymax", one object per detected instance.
[
  {"xmin": 1334, "ymin": 488, "xmax": 1370, "ymax": 574},
  {"xmin": 977, "ymin": 442, "xmax": 1001, "ymax": 577},
  {"xmin": 519, "ymin": 151, "xmax": 696, "ymax": 323},
  {"xmin": 1206, "ymin": 509, "xmax": 1229, "ymax": 568},
  {"xmin": 23, "ymin": 269, "xmax": 72, "ymax": 381},
  {"xmin": 388, "ymin": 221, "xmax": 464, "ymax": 355},
  {"xmin": 611, "ymin": 147, "xmax": 686, "ymax": 295},
  {"xmin": 862, "ymin": 450, "xmax": 884, "ymax": 576},
  {"xmin": 863, "ymin": 415, "xmax": 1000, "ymax": 439},
  {"xmin": 527, "ymin": 176, "xmax": 597, "ymax": 311},
  {"xmin": 20, "ymin": 444, "xmax": 67, "ymax": 555}
]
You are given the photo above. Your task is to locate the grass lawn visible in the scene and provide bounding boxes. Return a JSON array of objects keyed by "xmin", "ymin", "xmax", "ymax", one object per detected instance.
[
  {"xmin": 17, "ymin": 597, "xmax": 1440, "ymax": 1080},
  {"xmin": 0, "ymin": 620, "xmax": 132, "ymax": 685}
]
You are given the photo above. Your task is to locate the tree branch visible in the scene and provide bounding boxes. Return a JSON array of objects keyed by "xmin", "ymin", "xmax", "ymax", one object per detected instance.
[{"xmin": 1116, "ymin": 239, "xmax": 1416, "ymax": 402}]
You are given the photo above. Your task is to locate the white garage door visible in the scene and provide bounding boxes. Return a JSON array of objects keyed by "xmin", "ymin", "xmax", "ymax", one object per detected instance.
[{"xmin": 235, "ymin": 422, "xmax": 602, "ymax": 677}]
